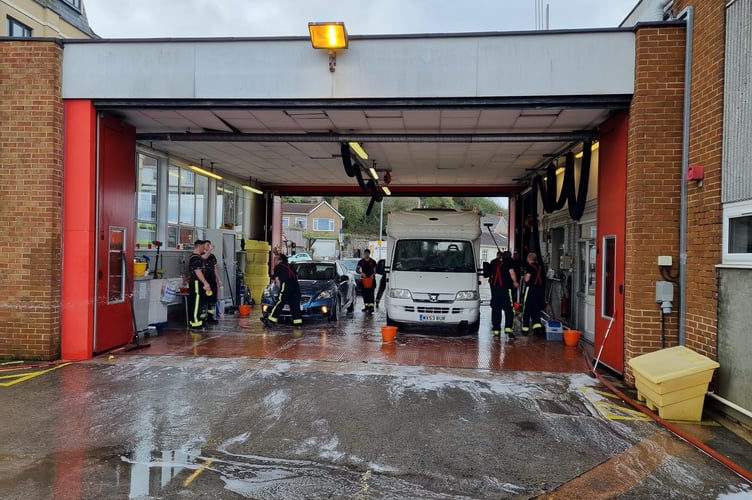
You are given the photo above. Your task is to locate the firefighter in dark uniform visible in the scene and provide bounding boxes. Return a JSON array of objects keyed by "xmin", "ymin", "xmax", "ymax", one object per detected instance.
[
  {"xmin": 201, "ymin": 239, "xmax": 221, "ymax": 324},
  {"xmin": 357, "ymin": 249, "xmax": 377, "ymax": 313},
  {"xmin": 262, "ymin": 253, "xmax": 302, "ymax": 327},
  {"xmin": 522, "ymin": 252, "xmax": 545, "ymax": 335},
  {"xmin": 489, "ymin": 250, "xmax": 519, "ymax": 338},
  {"xmin": 188, "ymin": 240, "xmax": 212, "ymax": 330}
]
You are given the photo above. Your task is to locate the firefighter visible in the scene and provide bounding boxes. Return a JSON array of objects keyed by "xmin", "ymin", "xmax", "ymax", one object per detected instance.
[
  {"xmin": 489, "ymin": 250, "xmax": 519, "ymax": 338},
  {"xmin": 262, "ymin": 253, "xmax": 302, "ymax": 327}
]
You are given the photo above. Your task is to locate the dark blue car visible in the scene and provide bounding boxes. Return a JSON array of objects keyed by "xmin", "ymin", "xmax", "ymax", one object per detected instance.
[{"xmin": 261, "ymin": 261, "xmax": 356, "ymax": 322}]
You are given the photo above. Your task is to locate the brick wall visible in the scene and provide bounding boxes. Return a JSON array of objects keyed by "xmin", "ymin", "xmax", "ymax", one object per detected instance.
[
  {"xmin": 673, "ymin": 2, "xmax": 725, "ymax": 361},
  {"xmin": 624, "ymin": 26, "xmax": 686, "ymax": 383},
  {"xmin": 624, "ymin": 3, "xmax": 726, "ymax": 383},
  {"xmin": 0, "ymin": 41, "xmax": 64, "ymax": 360}
]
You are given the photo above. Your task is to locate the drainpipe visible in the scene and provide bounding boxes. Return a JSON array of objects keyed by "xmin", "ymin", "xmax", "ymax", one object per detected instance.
[{"xmin": 677, "ymin": 6, "xmax": 694, "ymax": 346}]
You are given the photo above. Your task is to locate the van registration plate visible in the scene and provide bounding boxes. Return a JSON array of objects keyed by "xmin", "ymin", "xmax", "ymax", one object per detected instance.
[{"xmin": 419, "ymin": 314, "xmax": 445, "ymax": 321}]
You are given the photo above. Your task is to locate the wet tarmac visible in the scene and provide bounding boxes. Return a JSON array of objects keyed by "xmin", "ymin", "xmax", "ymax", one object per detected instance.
[{"xmin": 2, "ymin": 296, "xmax": 751, "ymax": 499}]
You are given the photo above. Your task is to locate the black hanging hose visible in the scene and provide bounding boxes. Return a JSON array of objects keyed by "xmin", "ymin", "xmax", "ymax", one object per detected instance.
[{"xmin": 534, "ymin": 141, "xmax": 592, "ymax": 222}]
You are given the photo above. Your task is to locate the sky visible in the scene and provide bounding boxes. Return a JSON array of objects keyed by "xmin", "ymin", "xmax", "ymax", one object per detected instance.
[{"xmin": 84, "ymin": 0, "xmax": 640, "ymax": 39}]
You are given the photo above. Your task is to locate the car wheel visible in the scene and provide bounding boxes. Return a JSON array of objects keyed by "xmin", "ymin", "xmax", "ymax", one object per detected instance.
[
  {"xmin": 329, "ymin": 296, "xmax": 339, "ymax": 322},
  {"xmin": 346, "ymin": 295, "xmax": 355, "ymax": 313}
]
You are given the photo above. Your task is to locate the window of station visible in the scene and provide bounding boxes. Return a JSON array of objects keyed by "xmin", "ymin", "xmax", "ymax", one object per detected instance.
[
  {"xmin": 136, "ymin": 153, "xmax": 158, "ymax": 247},
  {"xmin": 723, "ymin": 200, "xmax": 752, "ymax": 265},
  {"xmin": 136, "ymin": 150, "xmax": 248, "ymax": 250},
  {"xmin": 215, "ymin": 181, "xmax": 243, "ymax": 231},
  {"xmin": 7, "ymin": 16, "xmax": 32, "ymax": 37},
  {"xmin": 168, "ymin": 165, "xmax": 208, "ymax": 248}
]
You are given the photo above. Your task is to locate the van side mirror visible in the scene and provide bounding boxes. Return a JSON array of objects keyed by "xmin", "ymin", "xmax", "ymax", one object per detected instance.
[
  {"xmin": 482, "ymin": 261, "xmax": 491, "ymax": 278},
  {"xmin": 376, "ymin": 259, "xmax": 385, "ymax": 275}
]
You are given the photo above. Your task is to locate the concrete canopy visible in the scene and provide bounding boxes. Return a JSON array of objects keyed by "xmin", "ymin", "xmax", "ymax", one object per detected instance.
[{"xmin": 61, "ymin": 29, "xmax": 635, "ymax": 196}]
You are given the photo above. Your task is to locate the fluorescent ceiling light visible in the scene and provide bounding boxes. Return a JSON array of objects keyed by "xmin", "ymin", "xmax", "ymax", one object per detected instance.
[
  {"xmin": 308, "ymin": 22, "xmax": 348, "ymax": 50},
  {"xmin": 242, "ymin": 185, "xmax": 263, "ymax": 195},
  {"xmin": 381, "ymin": 185, "xmax": 392, "ymax": 196},
  {"xmin": 349, "ymin": 142, "xmax": 369, "ymax": 160},
  {"xmin": 190, "ymin": 165, "xmax": 222, "ymax": 180},
  {"xmin": 368, "ymin": 167, "xmax": 379, "ymax": 180},
  {"xmin": 575, "ymin": 141, "xmax": 600, "ymax": 159}
]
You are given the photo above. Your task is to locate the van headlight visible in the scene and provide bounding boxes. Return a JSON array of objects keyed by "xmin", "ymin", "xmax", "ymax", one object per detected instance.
[
  {"xmin": 455, "ymin": 290, "xmax": 479, "ymax": 301},
  {"xmin": 389, "ymin": 288, "xmax": 412, "ymax": 299}
]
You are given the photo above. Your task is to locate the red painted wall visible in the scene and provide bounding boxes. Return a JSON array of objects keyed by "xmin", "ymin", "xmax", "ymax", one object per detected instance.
[
  {"xmin": 61, "ymin": 100, "xmax": 98, "ymax": 360},
  {"xmin": 595, "ymin": 111, "xmax": 629, "ymax": 372}
]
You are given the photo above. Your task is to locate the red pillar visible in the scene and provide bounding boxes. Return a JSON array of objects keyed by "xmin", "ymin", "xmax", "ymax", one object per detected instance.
[{"xmin": 61, "ymin": 100, "xmax": 97, "ymax": 360}]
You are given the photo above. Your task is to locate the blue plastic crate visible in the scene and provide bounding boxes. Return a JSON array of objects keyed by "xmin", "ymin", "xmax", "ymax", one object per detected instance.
[{"xmin": 541, "ymin": 318, "xmax": 563, "ymax": 341}]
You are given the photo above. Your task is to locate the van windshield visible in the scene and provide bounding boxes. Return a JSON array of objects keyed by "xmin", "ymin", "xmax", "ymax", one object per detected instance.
[{"xmin": 392, "ymin": 239, "xmax": 475, "ymax": 272}]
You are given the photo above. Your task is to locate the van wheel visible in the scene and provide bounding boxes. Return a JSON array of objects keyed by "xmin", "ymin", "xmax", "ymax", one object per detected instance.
[
  {"xmin": 468, "ymin": 320, "xmax": 480, "ymax": 334},
  {"xmin": 386, "ymin": 315, "xmax": 397, "ymax": 327}
]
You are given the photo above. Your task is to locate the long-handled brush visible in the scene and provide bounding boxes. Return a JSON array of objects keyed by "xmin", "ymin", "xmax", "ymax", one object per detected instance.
[{"xmin": 591, "ymin": 312, "xmax": 616, "ymax": 375}]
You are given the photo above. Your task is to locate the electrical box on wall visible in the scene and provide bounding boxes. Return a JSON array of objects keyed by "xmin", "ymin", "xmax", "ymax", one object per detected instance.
[
  {"xmin": 656, "ymin": 281, "xmax": 674, "ymax": 303},
  {"xmin": 658, "ymin": 255, "xmax": 673, "ymax": 267}
]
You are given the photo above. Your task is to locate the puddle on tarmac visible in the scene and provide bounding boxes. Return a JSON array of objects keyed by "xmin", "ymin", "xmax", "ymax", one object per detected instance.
[{"xmin": 110, "ymin": 447, "xmax": 493, "ymax": 499}]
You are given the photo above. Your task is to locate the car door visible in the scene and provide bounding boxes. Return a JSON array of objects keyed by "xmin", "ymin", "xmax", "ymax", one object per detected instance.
[{"xmin": 335, "ymin": 262, "xmax": 351, "ymax": 306}]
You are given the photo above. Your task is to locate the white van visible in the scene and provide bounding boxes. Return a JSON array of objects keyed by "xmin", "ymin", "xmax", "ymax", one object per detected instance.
[{"xmin": 384, "ymin": 209, "xmax": 481, "ymax": 332}]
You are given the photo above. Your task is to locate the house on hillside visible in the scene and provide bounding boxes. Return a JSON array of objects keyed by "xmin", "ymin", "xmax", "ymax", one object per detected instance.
[
  {"xmin": 480, "ymin": 214, "xmax": 508, "ymax": 263},
  {"xmin": 282, "ymin": 200, "xmax": 345, "ymax": 259}
]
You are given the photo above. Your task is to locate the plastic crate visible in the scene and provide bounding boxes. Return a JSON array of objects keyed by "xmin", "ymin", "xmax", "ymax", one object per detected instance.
[{"xmin": 541, "ymin": 317, "xmax": 563, "ymax": 341}]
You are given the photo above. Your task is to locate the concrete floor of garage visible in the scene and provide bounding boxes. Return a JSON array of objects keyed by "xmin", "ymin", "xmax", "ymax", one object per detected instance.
[{"xmin": 126, "ymin": 303, "xmax": 591, "ymax": 375}]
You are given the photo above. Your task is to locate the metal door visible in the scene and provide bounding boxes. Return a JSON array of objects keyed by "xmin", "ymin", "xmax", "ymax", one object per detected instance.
[{"xmin": 94, "ymin": 115, "xmax": 136, "ymax": 353}]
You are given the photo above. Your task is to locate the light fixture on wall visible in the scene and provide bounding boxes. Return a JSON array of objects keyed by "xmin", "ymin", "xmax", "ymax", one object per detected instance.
[
  {"xmin": 308, "ymin": 22, "xmax": 348, "ymax": 72},
  {"xmin": 349, "ymin": 142, "xmax": 369, "ymax": 160},
  {"xmin": 190, "ymin": 159, "xmax": 223, "ymax": 180}
]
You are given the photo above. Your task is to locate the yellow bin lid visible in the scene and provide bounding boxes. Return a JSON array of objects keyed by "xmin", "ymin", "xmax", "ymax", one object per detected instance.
[{"xmin": 628, "ymin": 346, "xmax": 719, "ymax": 384}]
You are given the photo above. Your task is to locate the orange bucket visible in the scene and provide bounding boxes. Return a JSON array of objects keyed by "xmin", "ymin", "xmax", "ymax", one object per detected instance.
[
  {"xmin": 362, "ymin": 276, "xmax": 373, "ymax": 288},
  {"xmin": 381, "ymin": 325, "xmax": 397, "ymax": 342},
  {"xmin": 238, "ymin": 304, "xmax": 252, "ymax": 316},
  {"xmin": 563, "ymin": 329, "xmax": 581, "ymax": 347}
]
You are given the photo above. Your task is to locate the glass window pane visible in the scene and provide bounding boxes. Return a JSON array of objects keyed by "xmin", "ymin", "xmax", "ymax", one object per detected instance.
[
  {"xmin": 602, "ymin": 237, "xmax": 615, "ymax": 317},
  {"xmin": 136, "ymin": 153, "xmax": 158, "ymax": 222},
  {"xmin": 179, "ymin": 169, "xmax": 195, "ymax": 225},
  {"xmin": 108, "ymin": 228, "xmax": 125, "ymax": 303},
  {"xmin": 167, "ymin": 225, "xmax": 178, "ymax": 248},
  {"xmin": 136, "ymin": 223, "xmax": 156, "ymax": 247},
  {"xmin": 168, "ymin": 166, "xmax": 180, "ymax": 224},
  {"xmin": 729, "ymin": 215, "xmax": 752, "ymax": 253},
  {"xmin": 195, "ymin": 174, "xmax": 208, "ymax": 227}
]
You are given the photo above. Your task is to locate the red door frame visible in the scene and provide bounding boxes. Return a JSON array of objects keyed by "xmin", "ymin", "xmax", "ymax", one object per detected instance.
[{"xmin": 594, "ymin": 112, "xmax": 628, "ymax": 373}]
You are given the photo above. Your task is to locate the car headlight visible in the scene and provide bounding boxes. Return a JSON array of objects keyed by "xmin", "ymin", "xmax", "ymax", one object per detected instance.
[
  {"xmin": 389, "ymin": 288, "xmax": 412, "ymax": 299},
  {"xmin": 314, "ymin": 289, "xmax": 333, "ymax": 301},
  {"xmin": 455, "ymin": 290, "xmax": 479, "ymax": 301}
]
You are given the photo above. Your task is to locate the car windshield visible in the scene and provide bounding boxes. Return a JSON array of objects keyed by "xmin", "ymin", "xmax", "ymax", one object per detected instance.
[
  {"xmin": 393, "ymin": 239, "xmax": 475, "ymax": 272},
  {"xmin": 294, "ymin": 263, "xmax": 336, "ymax": 280},
  {"xmin": 340, "ymin": 259, "xmax": 358, "ymax": 271}
]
